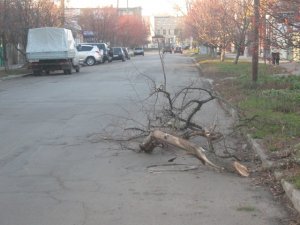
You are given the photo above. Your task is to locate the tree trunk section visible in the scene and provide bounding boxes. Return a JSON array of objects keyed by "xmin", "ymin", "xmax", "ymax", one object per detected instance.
[{"xmin": 140, "ymin": 130, "xmax": 249, "ymax": 177}]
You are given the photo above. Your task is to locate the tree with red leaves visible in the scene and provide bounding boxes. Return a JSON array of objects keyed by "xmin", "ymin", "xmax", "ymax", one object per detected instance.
[{"xmin": 117, "ymin": 15, "xmax": 149, "ymax": 47}]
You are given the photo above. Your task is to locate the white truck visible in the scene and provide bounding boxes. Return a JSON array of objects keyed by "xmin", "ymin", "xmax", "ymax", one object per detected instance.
[{"xmin": 26, "ymin": 27, "xmax": 80, "ymax": 75}]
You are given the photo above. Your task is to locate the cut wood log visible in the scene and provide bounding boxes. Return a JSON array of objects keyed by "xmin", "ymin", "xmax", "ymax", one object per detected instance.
[{"xmin": 140, "ymin": 130, "xmax": 249, "ymax": 177}]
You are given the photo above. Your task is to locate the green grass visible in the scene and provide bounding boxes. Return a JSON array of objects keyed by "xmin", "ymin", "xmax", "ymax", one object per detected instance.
[
  {"xmin": 198, "ymin": 57, "xmax": 300, "ymax": 152},
  {"xmin": 290, "ymin": 175, "xmax": 300, "ymax": 189}
]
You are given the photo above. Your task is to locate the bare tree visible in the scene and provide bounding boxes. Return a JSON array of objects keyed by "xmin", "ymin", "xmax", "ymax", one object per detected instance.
[
  {"xmin": 0, "ymin": 0, "xmax": 12, "ymax": 69},
  {"xmin": 0, "ymin": 0, "xmax": 60, "ymax": 65},
  {"xmin": 79, "ymin": 7, "xmax": 119, "ymax": 44},
  {"xmin": 185, "ymin": 0, "xmax": 236, "ymax": 61},
  {"xmin": 261, "ymin": 0, "xmax": 300, "ymax": 60},
  {"xmin": 230, "ymin": 0, "xmax": 253, "ymax": 64},
  {"xmin": 78, "ymin": 7, "xmax": 149, "ymax": 47}
]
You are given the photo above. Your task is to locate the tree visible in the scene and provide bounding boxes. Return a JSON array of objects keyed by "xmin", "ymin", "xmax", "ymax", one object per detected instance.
[
  {"xmin": 252, "ymin": 0, "xmax": 260, "ymax": 83},
  {"xmin": 79, "ymin": 7, "xmax": 119, "ymax": 44},
  {"xmin": 117, "ymin": 15, "xmax": 149, "ymax": 47},
  {"xmin": 0, "ymin": 0, "xmax": 13, "ymax": 69},
  {"xmin": 185, "ymin": 0, "xmax": 236, "ymax": 61},
  {"xmin": 10, "ymin": 0, "xmax": 60, "ymax": 58},
  {"xmin": 230, "ymin": 0, "xmax": 253, "ymax": 64},
  {"xmin": 0, "ymin": 0, "xmax": 60, "ymax": 66},
  {"xmin": 261, "ymin": 0, "xmax": 300, "ymax": 59}
]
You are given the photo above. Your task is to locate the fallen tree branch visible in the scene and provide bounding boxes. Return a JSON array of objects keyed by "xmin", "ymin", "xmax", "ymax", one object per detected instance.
[{"xmin": 140, "ymin": 130, "xmax": 249, "ymax": 177}]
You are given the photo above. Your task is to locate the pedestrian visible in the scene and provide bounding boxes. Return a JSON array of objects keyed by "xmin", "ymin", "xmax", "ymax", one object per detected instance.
[
  {"xmin": 271, "ymin": 52, "xmax": 277, "ymax": 65},
  {"xmin": 275, "ymin": 52, "xmax": 280, "ymax": 65}
]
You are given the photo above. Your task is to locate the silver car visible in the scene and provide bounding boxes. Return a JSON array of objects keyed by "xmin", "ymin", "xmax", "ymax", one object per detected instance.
[
  {"xmin": 76, "ymin": 44, "xmax": 103, "ymax": 66},
  {"xmin": 133, "ymin": 47, "xmax": 144, "ymax": 56}
]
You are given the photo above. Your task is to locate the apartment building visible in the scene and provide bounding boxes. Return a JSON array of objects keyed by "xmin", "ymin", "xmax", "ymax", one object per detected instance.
[{"xmin": 154, "ymin": 16, "xmax": 183, "ymax": 46}]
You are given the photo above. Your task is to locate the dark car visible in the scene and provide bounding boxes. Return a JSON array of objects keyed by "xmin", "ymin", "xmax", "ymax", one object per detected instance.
[
  {"xmin": 163, "ymin": 45, "xmax": 173, "ymax": 54},
  {"xmin": 109, "ymin": 47, "xmax": 126, "ymax": 62},
  {"xmin": 80, "ymin": 43, "xmax": 111, "ymax": 62},
  {"xmin": 174, "ymin": 46, "xmax": 183, "ymax": 54},
  {"xmin": 122, "ymin": 47, "xmax": 131, "ymax": 60},
  {"xmin": 133, "ymin": 47, "xmax": 144, "ymax": 56}
]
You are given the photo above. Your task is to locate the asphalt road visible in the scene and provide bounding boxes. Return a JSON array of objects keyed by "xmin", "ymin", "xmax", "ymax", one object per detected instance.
[{"xmin": 0, "ymin": 52, "xmax": 288, "ymax": 225}]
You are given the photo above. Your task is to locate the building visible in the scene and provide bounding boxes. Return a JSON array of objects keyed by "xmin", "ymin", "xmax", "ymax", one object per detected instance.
[
  {"xmin": 118, "ymin": 7, "xmax": 142, "ymax": 16},
  {"xmin": 154, "ymin": 16, "xmax": 183, "ymax": 47}
]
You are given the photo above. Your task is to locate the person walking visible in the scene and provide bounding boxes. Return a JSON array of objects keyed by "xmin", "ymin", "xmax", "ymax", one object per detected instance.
[{"xmin": 275, "ymin": 52, "xmax": 280, "ymax": 65}]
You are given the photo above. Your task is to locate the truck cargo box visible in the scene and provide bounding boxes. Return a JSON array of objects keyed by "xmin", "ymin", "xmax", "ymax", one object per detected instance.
[{"xmin": 26, "ymin": 27, "xmax": 77, "ymax": 61}]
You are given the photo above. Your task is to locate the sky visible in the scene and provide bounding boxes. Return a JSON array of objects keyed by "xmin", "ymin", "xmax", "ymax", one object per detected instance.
[{"xmin": 66, "ymin": 0, "xmax": 187, "ymax": 16}]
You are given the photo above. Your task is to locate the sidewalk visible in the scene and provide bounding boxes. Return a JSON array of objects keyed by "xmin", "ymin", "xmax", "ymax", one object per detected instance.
[
  {"xmin": 0, "ymin": 64, "xmax": 30, "ymax": 81},
  {"xmin": 0, "ymin": 64, "xmax": 25, "ymax": 71},
  {"xmin": 226, "ymin": 53, "xmax": 300, "ymax": 76},
  {"xmin": 278, "ymin": 61, "xmax": 300, "ymax": 76}
]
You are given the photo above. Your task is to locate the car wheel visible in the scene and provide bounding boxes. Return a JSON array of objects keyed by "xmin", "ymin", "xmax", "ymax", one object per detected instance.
[
  {"xmin": 86, "ymin": 57, "xmax": 95, "ymax": 66},
  {"xmin": 75, "ymin": 66, "xmax": 80, "ymax": 72}
]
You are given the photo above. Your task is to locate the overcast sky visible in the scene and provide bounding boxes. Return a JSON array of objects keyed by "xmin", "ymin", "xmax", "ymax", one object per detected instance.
[{"xmin": 67, "ymin": 0, "xmax": 187, "ymax": 16}]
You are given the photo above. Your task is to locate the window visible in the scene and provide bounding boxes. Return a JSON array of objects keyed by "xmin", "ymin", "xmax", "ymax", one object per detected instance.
[
  {"xmin": 174, "ymin": 29, "xmax": 178, "ymax": 35},
  {"xmin": 77, "ymin": 46, "xmax": 93, "ymax": 51},
  {"xmin": 169, "ymin": 29, "xmax": 171, "ymax": 35},
  {"xmin": 157, "ymin": 29, "xmax": 161, "ymax": 35},
  {"xmin": 163, "ymin": 29, "xmax": 166, "ymax": 35}
]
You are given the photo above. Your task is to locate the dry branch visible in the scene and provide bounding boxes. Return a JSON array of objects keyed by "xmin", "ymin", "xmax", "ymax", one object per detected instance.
[{"xmin": 140, "ymin": 130, "xmax": 249, "ymax": 177}]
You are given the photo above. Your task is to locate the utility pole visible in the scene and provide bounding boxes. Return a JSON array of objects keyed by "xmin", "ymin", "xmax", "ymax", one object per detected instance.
[
  {"xmin": 61, "ymin": 0, "xmax": 65, "ymax": 27},
  {"xmin": 252, "ymin": 0, "xmax": 260, "ymax": 83}
]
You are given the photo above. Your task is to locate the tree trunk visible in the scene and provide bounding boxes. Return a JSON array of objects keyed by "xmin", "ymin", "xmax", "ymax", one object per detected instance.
[
  {"xmin": 252, "ymin": 0, "xmax": 260, "ymax": 83},
  {"xmin": 234, "ymin": 51, "xmax": 240, "ymax": 64},
  {"xmin": 220, "ymin": 49, "xmax": 225, "ymax": 62},
  {"xmin": 140, "ymin": 130, "xmax": 249, "ymax": 177},
  {"xmin": 1, "ymin": 33, "xmax": 9, "ymax": 71}
]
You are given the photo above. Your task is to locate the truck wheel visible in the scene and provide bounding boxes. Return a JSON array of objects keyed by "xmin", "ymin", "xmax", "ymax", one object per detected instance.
[
  {"xmin": 86, "ymin": 57, "xmax": 95, "ymax": 66},
  {"xmin": 33, "ymin": 70, "xmax": 41, "ymax": 75}
]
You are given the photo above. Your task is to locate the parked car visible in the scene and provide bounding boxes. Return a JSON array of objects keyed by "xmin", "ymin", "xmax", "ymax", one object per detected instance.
[
  {"xmin": 76, "ymin": 44, "xmax": 103, "ymax": 66},
  {"xmin": 163, "ymin": 45, "xmax": 173, "ymax": 54},
  {"xmin": 174, "ymin": 46, "xmax": 183, "ymax": 54},
  {"xmin": 80, "ymin": 43, "xmax": 111, "ymax": 62},
  {"xmin": 109, "ymin": 47, "xmax": 126, "ymax": 62},
  {"xmin": 122, "ymin": 47, "xmax": 131, "ymax": 60},
  {"xmin": 183, "ymin": 45, "xmax": 190, "ymax": 50},
  {"xmin": 133, "ymin": 47, "xmax": 144, "ymax": 56}
]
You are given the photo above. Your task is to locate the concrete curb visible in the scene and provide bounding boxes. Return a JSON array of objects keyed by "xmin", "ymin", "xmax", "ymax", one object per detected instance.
[
  {"xmin": 281, "ymin": 180, "xmax": 300, "ymax": 212},
  {"xmin": 0, "ymin": 73, "xmax": 31, "ymax": 82},
  {"xmin": 194, "ymin": 57, "xmax": 300, "ymax": 215}
]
